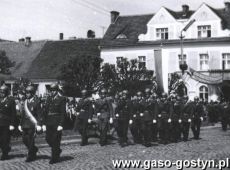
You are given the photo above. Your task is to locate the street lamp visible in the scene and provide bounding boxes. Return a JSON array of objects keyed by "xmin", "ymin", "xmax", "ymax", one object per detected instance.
[{"xmin": 179, "ymin": 19, "xmax": 196, "ymax": 74}]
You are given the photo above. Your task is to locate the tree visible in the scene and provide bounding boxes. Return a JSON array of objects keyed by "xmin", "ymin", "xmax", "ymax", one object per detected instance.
[
  {"xmin": 101, "ymin": 58, "xmax": 155, "ymax": 96},
  {"xmin": 168, "ymin": 73, "xmax": 187, "ymax": 97},
  {"xmin": 60, "ymin": 55, "xmax": 103, "ymax": 97},
  {"xmin": 0, "ymin": 50, "xmax": 15, "ymax": 74}
]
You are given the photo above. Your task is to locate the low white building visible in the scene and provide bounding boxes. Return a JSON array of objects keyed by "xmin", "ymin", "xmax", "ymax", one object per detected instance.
[{"xmin": 100, "ymin": 2, "xmax": 230, "ymax": 101}]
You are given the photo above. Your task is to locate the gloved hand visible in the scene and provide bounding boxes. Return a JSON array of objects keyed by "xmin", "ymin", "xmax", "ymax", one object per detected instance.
[
  {"xmin": 88, "ymin": 119, "xmax": 92, "ymax": 124},
  {"xmin": 9, "ymin": 125, "xmax": 15, "ymax": 131},
  {"xmin": 158, "ymin": 114, "xmax": 162, "ymax": 118},
  {"xmin": 57, "ymin": 126, "xmax": 63, "ymax": 131},
  {"xmin": 188, "ymin": 119, "xmax": 191, "ymax": 123},
  {"xmin": 178, "ymin": 119, "xmax": 182, "ymax": 123},
  {"xmin": 42, "ymin": 125, "xmax": 46, "ymax": 132},
  {"xmin": 115, "ymin": 114, "xmax": 119, "ymax": 118},
  {"xmin": 18, "ymin": 125, "xmax": 22, "ymax": 132},
  {"xmin": 129, "ymin": 120, "xmax": 133, "ymax": 125},
  {"xmin": 97, "ymin": 113, "xmax": 101, "ymax": 116},
  {"xmin": 36, "ymin": 125, "xmax": 42, "ymax": 132},
  {"xmin": 200, "ymin": 117, "xmax": 204, "ymax": 121},
  {"xmin": 168, "ymin": 118, "xmax": 172, "ymax": 123},
  {"xmin": 153, "ymin": 119, "xmax": 157, "ymax": 124},
  {"xmin": 140, "ymin": 113, "xmax": 144, "ymax": 117},
  {"xmin": 76, "ymin": 112, "xmax": 80, "ymax": 116},
  {"xmin": 109, "ymin": 118, "xmax": 113, "ymax": 124},
  {"xmin": 133, "ymin": 114, "xmax": 136, "ymax": 118}
]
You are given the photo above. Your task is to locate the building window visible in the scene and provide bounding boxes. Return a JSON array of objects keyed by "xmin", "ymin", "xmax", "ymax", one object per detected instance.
[
  {"xmin": 222, "ymin": 53, "xmax": 230, "ymax": 70},
  {"xmin": 198, "ymin": 25, "xmax": 211, "ymax": 38},
  {"xmin": 156, "ymin": 28, "xmax": 168, "ymax": 40},
  {"xmin": 138, "ymin": 56, "xmax": 146, "ymax": 69},
  {"xmin": 178, "ymin": 54, "xmax": 187, "ymax": 65},
  {"xmin": 116, "ymin": 57, "xmax": 123, "ymax": 64},
  {"xmin": 116, "ymin": 34, "xmax": 127, "ymax": 39},
  {"xmin": 199, "ymin": 86, "xmax": 208, "ymax": 101},
  {"xmin": 200, "ymin": 54, "xmax": 209, "ymax": 70}
]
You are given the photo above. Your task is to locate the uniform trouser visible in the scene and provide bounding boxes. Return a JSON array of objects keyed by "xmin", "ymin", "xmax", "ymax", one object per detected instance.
[
  {"xmin": 171, "ymin": 121, "xmax": 181, "ymax": 142},
  {"xmin": 158, "ymin": 119, "xmax": 170, "ymax": 142},
  {"xmin": 152, "ymin": 123, "xmax": 158, "ymax": 141},
  {"xmin": 221, "ymin": 118, "xmax": 229, "ymax": 131},
  {"xmin": 141, "ymin": 120, "xmax": 152, "ymax": 145},
  {"xmin": 0, "ymin": 126, "xmax": 11, "ymax": 156},
  {"xmin": 191, "ymin": 119, "xmax": 201, "ymax": 139},
  {"xmin": 45, "ymin": 126, "xmax": 62, "ymax": 160},
  {"xmin": 117, "ymin": 119, "xmax": 129, "ymax": 144},
  {"xmin": 98, "ymin": 117, "xmax": 109, "ymax": 145},
  {"xmin": 22, "ymin": 128, "xmax": 38, "ymax": 158},
  {"xmin": 130, "ymin": 120, "xmax": 142, "ymax": 143},
  {"xmin": 182, "ymin": 122, "xmax": 190, "ymax": 140},
  {"xmin": 76, "ymin": 118, "xmax": 88, "ymax": 144}
]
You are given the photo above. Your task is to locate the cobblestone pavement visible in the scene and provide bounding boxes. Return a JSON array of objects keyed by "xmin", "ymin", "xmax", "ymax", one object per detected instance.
[{"xmin": 0, "ymin": 124, "xmax": 230, "ymax": 170}]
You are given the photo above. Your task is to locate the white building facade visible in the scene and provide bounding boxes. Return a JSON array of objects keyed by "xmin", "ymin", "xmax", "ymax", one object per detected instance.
[{"xmin": 101, "ymin": 2, "xmax": 230, "ymax": 101}]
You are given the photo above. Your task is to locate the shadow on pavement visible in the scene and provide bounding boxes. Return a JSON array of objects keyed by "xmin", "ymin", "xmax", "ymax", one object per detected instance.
[
  {"xmin": 59, "ymin": 156, "xmax": 74, "ymax": 163},
  {"xmin": 9, "ymin": 153, "xmax": 25, "ymax": 159},
  {"xmin": 36, "ymin": 155, "xmax": 50, "ymax": 160}
]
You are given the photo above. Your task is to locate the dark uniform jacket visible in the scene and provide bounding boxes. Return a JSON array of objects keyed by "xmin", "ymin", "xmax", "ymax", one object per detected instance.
[
  {"xmin": 143, "ymin": 98, "xmax": 158, "ymax": 121},
  {"xmin": 131, "ymin": 99, "xmax": 144, "ymax": 121},
  {"xmin": 115, "ymin": 99, "xmax": 132, "ymax": 120},
  {"xmin": 158, "ymin": 100, "xmax": 173, "ymax": 119},
  {"xmin": 172, "ymin": 101, "xmax": 183, "ymax": 121},
  {"xmin": 43, "ymin": 95, "xmax": 66, "ymax": 127},
  {"xmin": 95, "ymin": 97, "xmax": 113, "ymax": 119},
  {"xmin": 76, "ymin": 97, "xmax": 93, "ymax": 120},
  {"xmin": 182, "ymin": 101, "xmax": 194, "ymax": 122},
  {"xmin": 0, "ymin": 96, "xmax": 16, "ymax": 126},
  {"xmin": 20, "ymin": 97, "xmax": 43, "ymax": 128},
  {"xmin": 192, "ymin": 102, "xmax": 204, "ymax": 120}
]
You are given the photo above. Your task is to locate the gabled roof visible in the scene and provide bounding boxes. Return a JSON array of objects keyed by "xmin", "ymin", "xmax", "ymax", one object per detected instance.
[
  {"xmin": 0, "ymin": 41, "xmax": 47, "ymax": 80},
  {"xmin": 25, "ymin": 39, "xmax": 101, "ymax": 80},
  {"xmin": 101, "ymin": 14, "xmax": 154, "ymax": 47},
  {"xmin": 165, "ymin": 8, "xmax": 195, "ymax": 19}
]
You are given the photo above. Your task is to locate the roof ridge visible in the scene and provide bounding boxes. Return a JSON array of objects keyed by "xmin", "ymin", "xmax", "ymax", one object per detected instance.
[{"xmin": 118, "ymin": 13, "xmax": 154, "ymax": 18}]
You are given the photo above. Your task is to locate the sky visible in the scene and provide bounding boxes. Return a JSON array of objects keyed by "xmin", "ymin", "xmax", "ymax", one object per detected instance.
[{"xmin": 0, "ymin": 0, "xmax": 226, "ymax": 41}]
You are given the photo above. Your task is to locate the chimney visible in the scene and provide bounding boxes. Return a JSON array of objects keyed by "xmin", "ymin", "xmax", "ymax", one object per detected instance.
[
  {"xmin": 87, "ymin": 30, "xmax": 95, "ymax": 38},
  {"xmin": 59, "ymin": 33, "xmax": 64, "ymax": 40},
  {"xmin": 25, "ymin": 37, "xmax": 31, "ymax": 46},
  {"xmin": 19, "ymin": 38, "xmax": 25, "ymax": 42},
  {"xmin": 110, "ymin": 11, "xmax": 119, "ymax": 24},
  {"xmin": 182, "ymin": 5, "xmax": 189, "ymax": 15},
  {"xmin": 224, "ymin": 0, "xmax": 230, "ymax": 12}
]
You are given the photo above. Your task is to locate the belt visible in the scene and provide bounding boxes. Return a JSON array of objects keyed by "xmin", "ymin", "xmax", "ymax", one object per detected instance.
[{"xmin": 48, "ymin": 112, "xmax": 59, "ymax": 116}]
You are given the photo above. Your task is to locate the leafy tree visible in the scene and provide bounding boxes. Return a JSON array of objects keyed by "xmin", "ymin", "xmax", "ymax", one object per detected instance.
[
  {"xmin": 101, "ymin": 58, "xmax": 155, "ymax": 97},
  {"xmin": 0, "ymin": 50, "xmax": 15, "ymax": 74},
  {"xmin": 60, "ymin": 55, "xmax": 103, "ymax": 97}
]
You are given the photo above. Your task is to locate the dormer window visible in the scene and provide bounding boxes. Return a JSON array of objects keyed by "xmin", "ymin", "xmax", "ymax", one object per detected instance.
[
  {"xmin": 198, "ymin": 25, "xmax": 211, "ymax": 38},
  {"xmin": 156, "ymin": 28, "xmax": 168, "ymax": 40},
  {"xmin": 116, "ymin": 34, "xmax": 127, "ymax": 39}
]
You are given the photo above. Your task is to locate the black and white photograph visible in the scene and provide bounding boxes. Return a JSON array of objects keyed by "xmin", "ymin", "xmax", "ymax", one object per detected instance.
[{"xmin": 0, "ymin": 0, "xmax": 229, "ymax": 169}]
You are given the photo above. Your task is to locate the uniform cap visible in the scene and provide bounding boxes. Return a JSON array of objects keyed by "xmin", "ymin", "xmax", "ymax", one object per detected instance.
[
  {"xmin": 0, "ymin": 84, "xmax": 9, "ymax": 93},
  {"xmin": 26, "ymin": 85, "xmax": 35, "ymax": 93},
  {"xmin": 50, "ymin": 83, "xmax": 59, "ymax": 91}
]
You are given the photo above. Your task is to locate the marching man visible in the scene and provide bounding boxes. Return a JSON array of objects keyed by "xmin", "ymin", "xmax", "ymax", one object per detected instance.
[
  {"xmin": 42, "ymin": 83, "xmax": 66, "ymax": 164},
  {"xmin": 0, "ymin": 84, "xmax": 16, "ymax": 160},
  {"xmin": 18, "ymin": 85, "xmax": 43, "ymax": 162}
]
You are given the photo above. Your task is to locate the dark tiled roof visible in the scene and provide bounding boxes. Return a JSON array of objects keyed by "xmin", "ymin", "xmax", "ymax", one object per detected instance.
[
  {"xmin": 0, "ymin": 41, "xmax": 47, "ymax": 80},
  {"xmin": 165, "ymin": 8, "xmax": 195, "ymax": 19},
  {"xmin": 101, "ymin": 14, "xmax": 154, "ymax": 47},
  {"xmin": 25, "ymin": 39, "xmax": 101, "ymax": 80},
  {"xmin": 208, "ymin": 6, "xmax": 230, "ymax": 30}
]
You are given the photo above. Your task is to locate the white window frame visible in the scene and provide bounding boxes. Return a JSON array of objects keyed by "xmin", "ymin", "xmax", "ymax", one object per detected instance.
[
  {"xmin": 200, "ymin": 54, "xmax": 209, "ymax": 70},
  {"xmin": 199, "ymin": 85, "xmax": 208, "ymax": 101},
  {"xmin": 178, "ymin": 54, "xmax": 187, "ymax": 65},
  {"xmin": 198, "ymin": 25, "xmax": 211, "ymax": 38},
  {"xmin": 222, "ymin": 53, "xmax": 230, "ymax": 70},
  {"xmin": 156, "ymin": 28, "xmax": 168, "ymax": 40},
  {"xmin": 138, "ymin": 56, "xmax": 146, "ymax": 69}
]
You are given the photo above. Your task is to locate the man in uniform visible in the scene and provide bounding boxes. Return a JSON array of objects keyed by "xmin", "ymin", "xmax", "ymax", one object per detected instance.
[
  {"xmin": 18, "ymin": 85, "xmax": 43, "ymax": 162},
  {"xmin": 74, "ymin": 89, "xmax": 94, "ymax": 146},
  {"xmin": 95, "ymin": 89, "xmax": 113, "ymax": 146},
  {"xmin": 181, "ymin": 95, "xmax": 193, "ymax": 141},
  {"xmin": 129, "ymin": 92, "xmax": 143, "ymax": 144},
  {"xmin": 0, "ymin": 85, "xmax": 16, "ymax": 160},
  {"xmin": 42, "ymin": 83, "xmax": 66, "ymax": 164},
  {"xmin": 191, "ymin": 97, "xmax": 204, "ymax": 140},
  {"xmin": 151, "ymin": 93, "xmax": 159, "ymax": 142},
  {"xmin": 171, "ymin": 95, "xmax": 184, "ymax": 142},
  {"xmin": 158, "ymin": 93, "xmax": 173, "ymax": 144},
  {"xmin": 115, "ymin": 90, "xmax": 131, "ymax": 147},
  {"xmin": 220, "ymin": 100, "xmax": 230, "ymax": 131}
]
